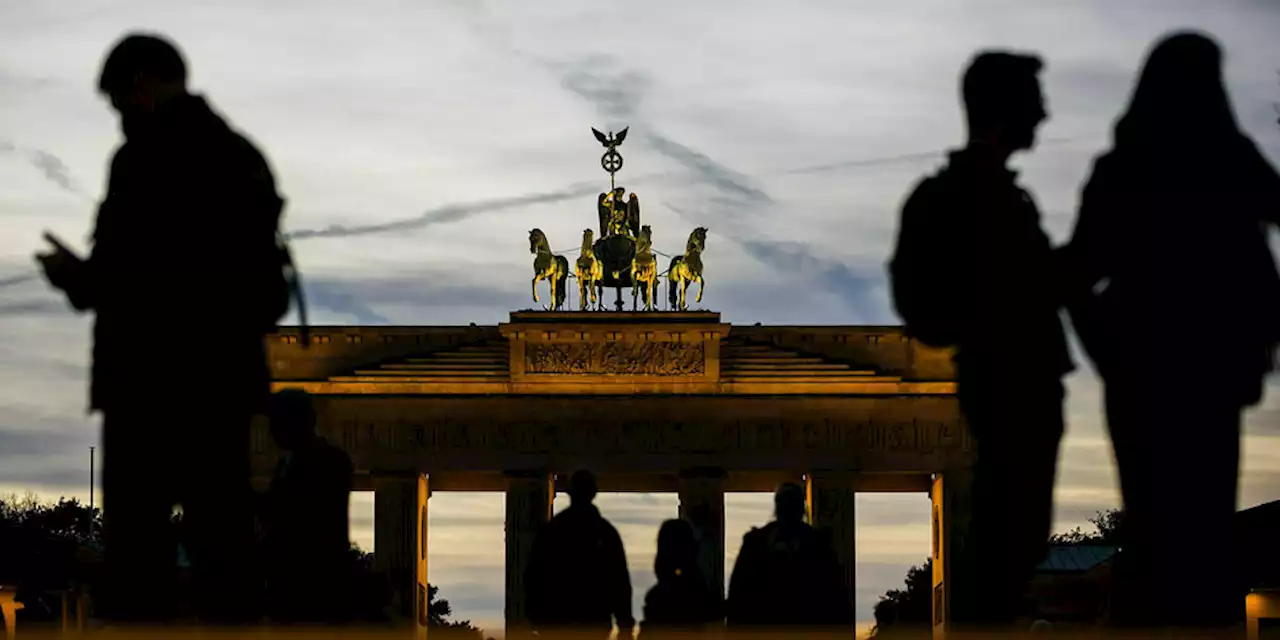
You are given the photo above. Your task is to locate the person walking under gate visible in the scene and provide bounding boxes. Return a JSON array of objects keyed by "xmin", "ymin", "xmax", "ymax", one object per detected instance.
[{"xmin": 525, "ymin": 471, "xmax": 636, "ymax": 639}]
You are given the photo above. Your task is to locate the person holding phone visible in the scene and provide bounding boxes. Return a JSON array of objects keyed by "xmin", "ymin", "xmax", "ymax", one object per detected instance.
[{"xmin": 35, "ymin": 33, "xmax": 293, "ymax": 626}]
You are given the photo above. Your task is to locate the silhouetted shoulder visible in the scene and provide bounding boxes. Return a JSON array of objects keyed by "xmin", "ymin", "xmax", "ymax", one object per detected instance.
[
  {"xmin": 599, "ymin": 516, "xmax": 624, "ymax": 543},
  {"xmin": 900, "ymin": 171, "xmax": 949, "ymax": 216}
]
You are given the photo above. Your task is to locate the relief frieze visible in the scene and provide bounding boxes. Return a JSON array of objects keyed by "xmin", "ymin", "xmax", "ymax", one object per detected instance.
[
  {"xmin": 324, "ymin": 416, "xmax": 970, "ymax": 456},
  {"xmin": 523, "ymin": 341, "xmax": 706, "ymax": 376}
]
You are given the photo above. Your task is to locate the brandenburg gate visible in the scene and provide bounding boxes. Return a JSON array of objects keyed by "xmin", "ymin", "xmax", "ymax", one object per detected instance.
[{"xmin": 253, "ymin": 311, "xmax": 976, "ymax": 638}]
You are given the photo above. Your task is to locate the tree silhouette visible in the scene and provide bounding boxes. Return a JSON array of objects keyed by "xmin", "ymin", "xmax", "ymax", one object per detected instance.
[
  {"xmin": 2, "ymin": 494, "xmax": 492, "ymax": 638},
  {"xmin": 870, "ymin": 509, "xmax": 1124, "ymax": 636},
  {"xmin": 0, "ymin": 494, "xmax": 103, "ymax": 620},
  {"xmin": 1048, "ymin": 509, "xmax": 1124, "ymax": 546},
  {"xmin": 869, "ymin": 558, "xmax": 932, "ymax": 637}
]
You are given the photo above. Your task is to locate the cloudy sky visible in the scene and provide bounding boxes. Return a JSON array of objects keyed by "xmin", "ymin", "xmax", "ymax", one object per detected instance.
[{"xmin": 3, "ymin": 0, "xmax": 1280, "ymax": 635}]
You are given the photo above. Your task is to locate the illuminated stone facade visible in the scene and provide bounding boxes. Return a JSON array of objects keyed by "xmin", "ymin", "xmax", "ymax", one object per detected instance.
[{"xmin": 258, "ymin": 311, "xmax": 975, "ymax": 639}]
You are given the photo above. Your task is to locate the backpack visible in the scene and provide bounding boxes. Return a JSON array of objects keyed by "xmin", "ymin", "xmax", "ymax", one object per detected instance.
[{"xmin": 888, "ymin": 170, "xmax": 967, "ymax": 348}]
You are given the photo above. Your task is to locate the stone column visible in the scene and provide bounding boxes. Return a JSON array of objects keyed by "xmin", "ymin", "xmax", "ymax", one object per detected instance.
[
  {"xmin": 806, "ymin": 471, "xmax": 858, "ymax": 626},
  {"xmin": 504, "ymin": 471, "xmax": 554, "ymax": 640},
  {"xmin": 678, "ymin": 467, "xmax": 727, "ymax": 600},
  {"xmin": 931, "ymin": 469, "xmax": 974, "ymax": 640},
  {"xmin": 375, "ymin": 473, "xmax": 430, "ymax": 636}
]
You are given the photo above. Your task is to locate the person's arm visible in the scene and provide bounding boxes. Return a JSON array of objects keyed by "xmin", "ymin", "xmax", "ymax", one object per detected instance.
[
  {"xmin": 37, "ymin": 146, "xmax": 129, "ymax": 313},
  {"xmin": 1059, "ymin": 157, "xmax": 1122, "ymax": 371},
  {"xmin": 724, "ymin": 530, "xmax": 758, "ymax": 627},
  {"xmin": 221, "ymin": 135, "xmax": 289, "ymax": 326},
  {"xmin": 1250, "ymin": 141, "xmax": 1280, "ymax": 228},
  {"xmin": 523, "ymin": 529, "xmax": 548, "ymax": 627},
  {"xmin": 1060, "ymin": 157, "xmax": 1118, "ymax": 299},
  {"xmin": 608, "ymin": 526, "xmax": 636, "ymax": 635}
]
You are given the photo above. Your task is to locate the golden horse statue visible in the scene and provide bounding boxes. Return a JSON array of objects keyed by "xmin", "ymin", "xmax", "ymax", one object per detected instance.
[
  {"xmin": 529, "ymin": 228, "xmax": 569, "ymax": 310},
  {"xmin": 631, "ymin": 225, "xmax": 659, "ymax": 311},
  {"xmin": 667, "ymin": 227, "xmax": 708, "ymax": 311},
  {"xmin": 575, "ymin": 228, "xmax": 604, "ymax": 311}
]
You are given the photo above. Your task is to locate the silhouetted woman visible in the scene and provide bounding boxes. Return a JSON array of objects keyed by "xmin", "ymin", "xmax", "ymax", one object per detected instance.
[
  {"xmin": 640, "ymin": 519, "xmax": 722, "ymax": 639},
  {"xmin": 1064, "ymin": 31, "xmax": 1280, "ymax": 631}
]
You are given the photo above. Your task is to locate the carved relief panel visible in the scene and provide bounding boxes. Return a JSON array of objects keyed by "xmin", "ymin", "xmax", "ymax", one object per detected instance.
[{"xmin": 523, "ymin": 340, "xmax": 707, "ymax": 376}]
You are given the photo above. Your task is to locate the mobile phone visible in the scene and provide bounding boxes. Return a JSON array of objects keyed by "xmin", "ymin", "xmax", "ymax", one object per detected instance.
[{"xmin": 42, "ymin": 232, "xmax": 78, "ymax": 258}]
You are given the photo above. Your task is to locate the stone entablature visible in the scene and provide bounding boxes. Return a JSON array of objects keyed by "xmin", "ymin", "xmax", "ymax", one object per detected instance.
[
  {"xmin": 264, "ymin": 312, "xmax": 957, "ymax": 395},
  {"xmin": 250, "ymin": 394, "xmax": 971, "ymax": 477}
]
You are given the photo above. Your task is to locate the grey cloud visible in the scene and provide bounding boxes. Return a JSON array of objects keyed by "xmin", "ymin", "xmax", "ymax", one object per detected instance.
[
  {"xmin": 28, "ymin": 149, "xmax": 90, "ymax": 198},
  {"xmin": 552, "ymin": 54, "xmax": 904, "ymax": 321},
  {"xmin": 287, "ymin": 182, "xmax": 601, "ymax": 240},
  {"xmin": 1242, "ymin": 468, "xmax": 1280, "ymax": 510},
  {"xmin": 0, "ymin": 419, "xmax": 94, "ymax": 491},
  {"xmin": 740, "ymin": 239, "xmax": 891, "ymax": 323},
  {"xmin": 0, "ymin": 427, "xmax": 85, "ymax": 458},
  {"xmin": 559, "ymin": 55, "xmax": 648, "ymax": 122},
  {"xmin": 0, "ymin": 298, "xmax": 67, "ymax": 317},
  {"xmin": 0, "ymin": 273, "xmax": 38, "ymax": 289},
  {"xmin": 1245, "ymin": 382, "xmax": 1280, "ymax": 435},
  {"xmin": 558, "ymin": 56, "xmax": 772, "ymax": 208},
  {"xmin": 304, "ymin": 279, "xmax": 392, "ymax": 325},
  {"xmin": 646, "ymin": 132, "xmax": 772, "ymax": 204},
  {"xmin": 0, "ymin": 466, "xmax": 92, "ymax": 493},
  {"xmin": 1, "ymin": 142, "xmax": 94, "ymax": 201},
  {"xmin": 304, "ymin": 274, "xmax": 523, "ymax": 313},
  {"xmin": 1054, "ymin": 502, "xmax": 1121, "ymax": 530}
]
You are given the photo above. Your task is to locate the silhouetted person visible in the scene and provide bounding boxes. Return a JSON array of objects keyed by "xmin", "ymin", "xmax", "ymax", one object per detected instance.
[
  {"xmin": 525, "ymin": 471, "xmax": 635, "ymax": 639},
  {"xmin": 1062, "ymin": 31, "xmax": 1280, "ymax": 631},
  {"xmin": 888, "ymin": 51, "xmax": 1070, "ymax": 631},
  {"xmin": 640, "ymin": 519, "xmax": 723, "ymax": 639},
  {"xmin": 725, "ymin": 483, "xmax": 852, "ymax": 632},
  {"xmin": 34, "ymin": 32, "xmax": 292, "ymax": 624},
  {"xmin": 262, "ymin": 390, "xmax": 354, "ymax": 625}
]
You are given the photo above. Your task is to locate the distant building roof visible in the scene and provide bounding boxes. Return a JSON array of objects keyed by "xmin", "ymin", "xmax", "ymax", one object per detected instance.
[
  {"xmin": 1035, "ymin": 545, "xmax": 1119, "ymax": 574},
  {"xmin": 1237, "ymin": 499, "xmax": 1280, "ymax": 532},
  {"xmin": 1238, "ymin": 500, "xmax": 1280, "ymax": 589}
]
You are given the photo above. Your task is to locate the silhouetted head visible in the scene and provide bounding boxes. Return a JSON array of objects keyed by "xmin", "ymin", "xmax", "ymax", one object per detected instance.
[
  {"xmin": 268, "ymin": 389, "xmax": 318, "ymax": 451},
  {"xmin": 961, "ymin": 51, "xmax": 1047, "ymax": 153},
  {"xmin": 654, "ymin": 519, "xmax": 699, "ymax": 581},
  {"xmin": 1115, "ymin": 31, "xmax": 1238, "ymax": 150},
  {"xmin": 97, "ymin": 33, "xmax": 189, "ymax": 134},
  {"xmin": 774, "ymin": 482, "xmax": 807, "ymax": 523},
  {"xmin": 567, "ymin": 470, "xmax": 598, "ymax": 504}
]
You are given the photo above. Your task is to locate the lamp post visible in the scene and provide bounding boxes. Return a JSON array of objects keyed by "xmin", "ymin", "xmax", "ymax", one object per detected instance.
[{"xmin": 88, "ymin": 446, "xmax": 95, "ymax": 538}]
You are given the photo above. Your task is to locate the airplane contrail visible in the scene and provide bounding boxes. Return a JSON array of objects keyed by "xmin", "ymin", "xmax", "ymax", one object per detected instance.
[{"xmin": 1, "ymin": 141, "xmax": 95, "ymax": 202}]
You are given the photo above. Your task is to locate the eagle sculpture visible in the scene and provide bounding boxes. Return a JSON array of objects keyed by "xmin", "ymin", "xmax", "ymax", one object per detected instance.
[{"xmin": 591, "ymin": 126, "xmax": 629, "ymax": 149}]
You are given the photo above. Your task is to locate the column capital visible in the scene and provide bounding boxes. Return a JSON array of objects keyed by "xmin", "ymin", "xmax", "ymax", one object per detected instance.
[
  {"xmin": 371, "ymin": 470, "xmax": 427, "ymax": 482},
  {"xmin": 679, "ymin": 466, "xmax": 728, "ymax": 481},
  {"xmin": 503, "ymin": 469, "xmax": 552, "ymax": 481}
]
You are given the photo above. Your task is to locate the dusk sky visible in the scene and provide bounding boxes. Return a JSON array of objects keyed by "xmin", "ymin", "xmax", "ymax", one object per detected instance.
[{"xmin": 2, "ymin": 0, "xmax": 1279, "ymax": 635}]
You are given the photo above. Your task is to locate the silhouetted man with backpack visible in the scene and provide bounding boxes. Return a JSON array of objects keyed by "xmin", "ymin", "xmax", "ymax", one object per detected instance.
[
  {"xmin": 726, "ymin": 483, "xmax": 852, "ymax": 632},
  {"xmin": 262, "ymin": 390, "xmax": 354, "ymax": 625},
  {"xmin": 35, "ymin": 32, "xmax": 302, "ymax": 625},
  {"xmin": 524, "ymin": 471, "xmax": 635, "ymax": 640},
  {"xmin": 887, "ymin": 51, "xmax": 1072, "ymax": 632}
]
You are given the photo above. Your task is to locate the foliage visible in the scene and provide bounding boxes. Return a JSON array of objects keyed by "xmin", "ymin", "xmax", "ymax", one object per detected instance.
[
  {"xmin": 0, "ymin": 494, "xmax": 103, "ymax": 620},
  {"xmin": 2, "ymin": 494, "xmax": 490, "ymax": 638},
  {"xmin": 347, "ymin": 544, "xmax": 494, "ymax": 639},
  {"xmin": 870, "ymin": 509, "xmax": 1124, "ymax": 636},
  {"xmin": 868, "ymin": 558, "xmax": 932, "ymax": 637},
  {"xmin": 1047, "ymin": 509, "xmax": 1124, "ymax": 546}
]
